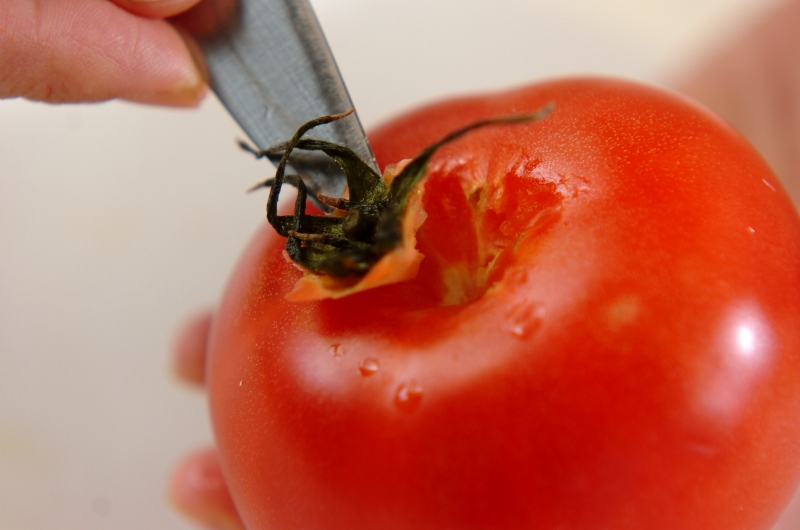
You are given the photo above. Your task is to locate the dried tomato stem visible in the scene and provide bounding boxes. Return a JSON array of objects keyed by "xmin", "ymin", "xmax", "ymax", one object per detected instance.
[{"xmin": 243, "ymin": 104, "xmax": 554, "ymax": 278}]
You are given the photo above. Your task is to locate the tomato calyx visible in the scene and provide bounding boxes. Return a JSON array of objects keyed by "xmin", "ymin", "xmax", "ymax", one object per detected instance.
[{"xmin": 244, "ymin": 105, "xmax": 554, "ymax": 286}]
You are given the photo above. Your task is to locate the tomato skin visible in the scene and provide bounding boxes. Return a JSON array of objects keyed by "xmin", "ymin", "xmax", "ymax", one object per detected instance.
[{"xmin": 208, "ymin": 78, "xmax": 800, "ymax": 530}]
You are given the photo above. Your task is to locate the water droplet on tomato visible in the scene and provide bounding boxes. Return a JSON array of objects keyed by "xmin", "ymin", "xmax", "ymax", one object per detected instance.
[
  {"xmin": 358, "ymin": 357, "xmax": 379, "ymax": 376},
  {"xmin": 395, "ymin": 380, "xmax": 423, "ymax": 412},
  {"xmin": 505, "ymin": 301, "xmax": 543, "ymax": 338},
  {"xmin": 329, "ymin": 344, "xmax": 345, "ymax": 358}
]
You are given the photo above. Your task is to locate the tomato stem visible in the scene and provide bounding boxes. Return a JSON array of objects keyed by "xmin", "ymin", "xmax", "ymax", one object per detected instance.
[{"xmin": 243, "ymin": 104, "xmax": 554, "ymax": 278}]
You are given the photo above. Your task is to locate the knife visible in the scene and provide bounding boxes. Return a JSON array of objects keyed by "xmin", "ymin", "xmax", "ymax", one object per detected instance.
[{"xmin": 189, "ymin": 0, "xmax": 378, "ymax": 202}]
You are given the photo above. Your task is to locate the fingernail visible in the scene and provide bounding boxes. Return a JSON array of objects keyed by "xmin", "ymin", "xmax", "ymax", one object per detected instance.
[
  {"xmin": 125, "ymin": 83, "xmax": 207, "ymax": 107},
  {"xmin": 177, "ymin": 29, "xmax": 210, "ymax": 85}
]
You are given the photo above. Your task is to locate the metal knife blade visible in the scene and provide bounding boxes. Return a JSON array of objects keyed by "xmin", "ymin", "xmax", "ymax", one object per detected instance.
[{"xmin": 193, "ymin": 0, "xmax": 377, "ymax": 200}]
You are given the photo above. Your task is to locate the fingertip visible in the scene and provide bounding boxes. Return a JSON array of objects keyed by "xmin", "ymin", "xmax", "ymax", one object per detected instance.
[
  {"xmin": 169, "ymin": 448, "xmax": 245, "ymax": 530},
  {"xmin": 172, "ymin": 310, "xmax": 214, "ymax": 386}
]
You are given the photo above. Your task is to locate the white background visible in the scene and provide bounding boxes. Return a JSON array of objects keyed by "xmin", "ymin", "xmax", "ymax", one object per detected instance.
[{"xmin": 1, "ymin": 0, "xmax": 798, "ymax": 529}]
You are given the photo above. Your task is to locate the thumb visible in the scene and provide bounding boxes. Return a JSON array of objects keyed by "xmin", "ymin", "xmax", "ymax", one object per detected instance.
[{"xmin": 0, "ymin": 0, "xmax": 207, "ymax": 106}]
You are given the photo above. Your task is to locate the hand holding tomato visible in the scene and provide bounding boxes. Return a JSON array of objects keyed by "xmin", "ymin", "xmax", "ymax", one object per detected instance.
[
  {"xmin": 166, "ymin": 0, "xmax": 800, "ymax": 526},
  {"xmin": 173, "ymin": 77, "xmax": 800, "ymax": 530},
  {"xmin": 170, "ymin": 312, "xmax": 246, "ymax": 530}
]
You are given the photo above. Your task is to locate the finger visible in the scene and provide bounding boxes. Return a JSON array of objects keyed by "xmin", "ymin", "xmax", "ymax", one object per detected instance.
[
  {"xmin": 172, "ymin": 310, "xmax": 213, "ymax": 386},
  {"xmin": 109, "ymin": 0, "xmax": 203, "ymax": 19},
  {"xmin": 169, "ymin": 448, "xmax": 245, "ymax": 530},
  {"xmin": 673, "ymin": 0, "xmax": 800, "ymax": 205},
  {"xmin": 170, "ymin": 0, "xmax": 239, "ymax": 40},
  {"xmin": 0, "ymin": 0, "xmax": 206, "ymax": 106}
]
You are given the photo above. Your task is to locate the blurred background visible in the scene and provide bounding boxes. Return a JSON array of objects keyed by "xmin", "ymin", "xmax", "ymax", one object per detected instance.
[{"xmin": 1, "ymin": 0, "xmax": 798, "ymax": 528}]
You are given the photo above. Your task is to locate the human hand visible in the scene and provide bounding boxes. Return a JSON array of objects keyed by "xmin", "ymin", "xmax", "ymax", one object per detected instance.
[
  {"xmin": 169, "ymin": 311, "xmax": 245, "ymax": 530},
  {"xmin": 674, "ymin": 0, "xmax": 800, "ymax": 206},
  {"xmin": 0, "ymin": 0, "xmax": 207, "ymax": 105}
]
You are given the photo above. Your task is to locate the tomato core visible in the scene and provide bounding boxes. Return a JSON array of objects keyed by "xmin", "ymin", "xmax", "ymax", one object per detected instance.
[{"xmin": 414, "ymin": 153, "xmax": 564, "ymax": 305}]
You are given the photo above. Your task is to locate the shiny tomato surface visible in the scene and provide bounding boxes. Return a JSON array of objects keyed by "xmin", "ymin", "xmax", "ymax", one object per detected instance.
[{"xmin": 208, "ymin": 78, "xmax": 800, "ymax": 530}]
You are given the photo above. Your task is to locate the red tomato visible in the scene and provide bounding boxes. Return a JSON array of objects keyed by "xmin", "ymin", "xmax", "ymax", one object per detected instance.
[{"xmin": 207, "ymin": 78, "xmax": 800, "ymax": 530}]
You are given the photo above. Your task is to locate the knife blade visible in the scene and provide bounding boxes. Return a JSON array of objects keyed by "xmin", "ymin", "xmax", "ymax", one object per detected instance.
[{"xmin": 192, "ymin": 0, "xmax": 377, "ymax": 200}]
